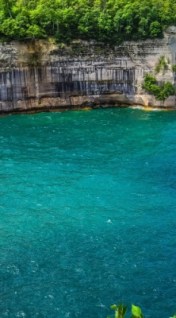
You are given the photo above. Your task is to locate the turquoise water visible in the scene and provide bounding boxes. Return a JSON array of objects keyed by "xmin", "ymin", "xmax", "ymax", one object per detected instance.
[{"xmin": 0, "ymin": 108, "xmax": 176, "ymax": 318}]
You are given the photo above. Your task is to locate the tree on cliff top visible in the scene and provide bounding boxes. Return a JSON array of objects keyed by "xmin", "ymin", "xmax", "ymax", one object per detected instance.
[{"xmin": 0, "ymin": 0, "xmax": 176, "ymax": 43}]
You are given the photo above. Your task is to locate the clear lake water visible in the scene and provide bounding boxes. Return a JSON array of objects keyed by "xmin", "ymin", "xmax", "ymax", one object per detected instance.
[{"xmin": 0, "ymin": 108, "xmax": 176, "ymax": 318}]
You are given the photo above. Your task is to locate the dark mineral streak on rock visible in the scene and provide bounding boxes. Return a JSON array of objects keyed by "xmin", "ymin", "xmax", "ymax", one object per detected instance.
[{"xmin": 0, "ymin": 30, "xmax": 176, "ymax": 113}]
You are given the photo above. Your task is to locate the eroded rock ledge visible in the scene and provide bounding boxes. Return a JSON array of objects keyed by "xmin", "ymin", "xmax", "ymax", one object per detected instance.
[{"xmin": 0, "ymin": 28, "xmax": 176, "ymax": 113}]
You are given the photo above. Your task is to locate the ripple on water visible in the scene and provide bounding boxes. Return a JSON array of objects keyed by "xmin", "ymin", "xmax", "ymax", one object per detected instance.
[{"xmin": 0, "ymin": 108, "xmax": 176, "ymax": 317}]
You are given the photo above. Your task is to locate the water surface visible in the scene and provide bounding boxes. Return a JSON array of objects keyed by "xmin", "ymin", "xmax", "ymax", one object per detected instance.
[{"xmin": 0, "ymin": 108, "xmax": 176, "ymax": 318}]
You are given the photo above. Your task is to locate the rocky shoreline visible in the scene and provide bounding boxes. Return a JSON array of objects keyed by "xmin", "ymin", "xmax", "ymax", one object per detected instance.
[{"xmin": 0, "ymin": 27, "xmax": 176, "ymax": 114}]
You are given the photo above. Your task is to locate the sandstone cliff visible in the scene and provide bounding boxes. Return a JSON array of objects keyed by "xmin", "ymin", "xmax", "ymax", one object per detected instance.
[{"xmin": 0, "ymin": 27, "xmax": 176, "ymax": 113}]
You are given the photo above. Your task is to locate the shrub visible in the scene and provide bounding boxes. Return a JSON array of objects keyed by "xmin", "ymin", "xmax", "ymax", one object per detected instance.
[
  {"xmin": 143, "ymin": 73, "xmax": 175, "ymax": 102},
  {"xmin": 172, "ymin": 65, "xmax": 176, "ymax": 72},
  {"xmin": 155, "ymin": 56, "xmax": 168, "ymax": 74}
]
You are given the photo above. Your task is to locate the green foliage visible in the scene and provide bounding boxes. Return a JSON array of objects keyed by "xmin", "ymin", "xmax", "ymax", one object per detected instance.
[
  {"xmin": 109, "ymin": 303, "xmax": 142, "ymax": 318},
  {"xmin": 157, "ymin": 82, "xmax": 175, "ymax": 101},
  {"xmin": 131, "ymin": 305, "xmax": 143, "ymax": 318},
  {"xmin": 155, "ymin": 56, "xmax": 168, "ymax": 74},
  {"xmin": 0, "ymin": 0, "xmax": 176, "ymax": 42},
  {"xmin": 109, "ymin": 303, "xmax": 175, "ymax": 318},
  {"xmin": 110, "ymin": 304, "xmax": 127, "ymax": 318},
  {"xmin": 143, "ymin": 73, "xmax": 175, "ymax": 102},
  {"xmin": 149, "ymin": 21, "xmax": 163, "ymax": 38},
  {"xmin": 172, "ymin": 65, "xmax": 176, "ymax": 72}
]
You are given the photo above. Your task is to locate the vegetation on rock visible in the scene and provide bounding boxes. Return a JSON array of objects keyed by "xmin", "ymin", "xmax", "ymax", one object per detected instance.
[
  {"xmin": 155, "ymin": 56, "xmax": 169, "ymax": 74},
  {"xmin": 172, "ymin": 64, "xmax": 176, "ymax": 72},
  {"xmin": 0, "ymin": 0, "xmax": 176, "ymax": 43},
  {"xmin": 142, "ymin": 73, "xmax": 175, "ymax": 102}
]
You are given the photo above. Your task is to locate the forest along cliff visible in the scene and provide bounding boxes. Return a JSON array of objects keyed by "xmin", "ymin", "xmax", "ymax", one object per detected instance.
[{"xmin": 0, "ymin": 27, "xmax": 176, "ymax": 113}]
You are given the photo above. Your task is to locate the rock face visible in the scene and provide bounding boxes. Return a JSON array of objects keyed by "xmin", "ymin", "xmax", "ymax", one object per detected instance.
[{"xmin": 0, "ymin": 28, "xmax": 176, "ymax": 113}]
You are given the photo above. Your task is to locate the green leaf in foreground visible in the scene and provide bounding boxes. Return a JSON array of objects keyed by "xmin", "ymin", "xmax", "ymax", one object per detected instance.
[
  {"xmin": 110, "ymin": 304, "xmax": 127, "ymax": 318},
  {"xmin": 131, "ymin": 304, "xmax": 143, "ymax": 318}
]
